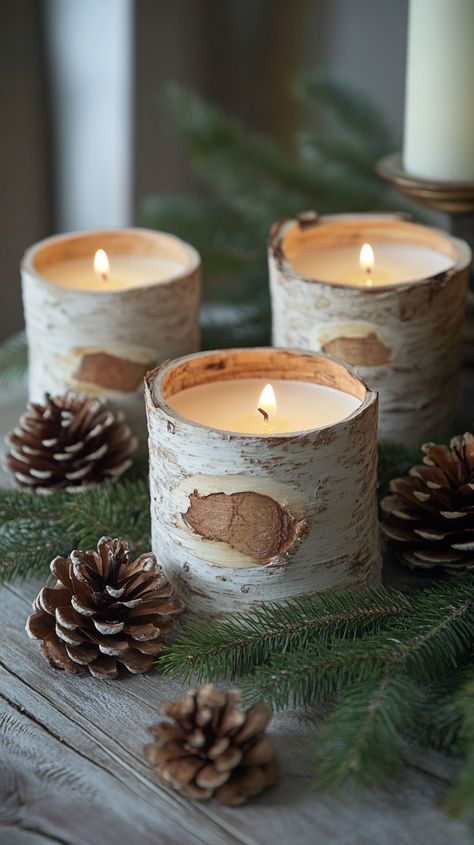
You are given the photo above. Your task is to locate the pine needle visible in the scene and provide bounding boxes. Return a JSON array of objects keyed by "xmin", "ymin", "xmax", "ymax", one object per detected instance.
[
  {"xmin": 239, "ymin": 580, "xmax": 474, "ymax": 711},
  {"xmin": 160, "ymin": 587, "xmax": 408, "ymax": 685},
  {"xmin": 444, "ymin": 666, "xmax": 474, "ymax": 825},
  {"xmin": 0, "ymin": 330, "xmax": 28, "ymax": 387},
  {"xmin": 0, "ymin": 475, "xmax": 151, "ymax": 585},
  {"xmin": 314, "ymin": 674, "xmax": 425, "ymax": 790}
]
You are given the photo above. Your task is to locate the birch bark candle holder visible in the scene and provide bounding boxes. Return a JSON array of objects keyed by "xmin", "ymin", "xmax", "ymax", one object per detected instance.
[
  {"xmin": 145, "ymin": 347, "xmax": 380, "ymax": 618},
  {"xmin": 21, "ymin": 229, "xmax": 201, "ymax": 436},
  {"xmin": 269, "ymin": 213, "xmax": 471, "ymax": 446}
]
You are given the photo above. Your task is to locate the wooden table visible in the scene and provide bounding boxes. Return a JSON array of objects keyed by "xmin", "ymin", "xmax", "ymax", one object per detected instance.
[{"xmin": 1, "ymin": 382, "xmax": 472, "ymax": 845}]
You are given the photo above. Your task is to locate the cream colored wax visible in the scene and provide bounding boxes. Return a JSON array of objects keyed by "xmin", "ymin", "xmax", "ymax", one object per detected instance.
[
  {"xmin": 43, "ymin": 254, "xmax": 184, "ymax": 291},
  {"xmin": 287, "ymin": 242, "xmax": 454, "ymax": 286},
  {"xmin": 167, "ymin": 378, "xmax": 362, "ymax": 435}
]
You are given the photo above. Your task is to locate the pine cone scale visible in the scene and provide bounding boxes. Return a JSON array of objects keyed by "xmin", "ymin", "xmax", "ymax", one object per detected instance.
[
  {"xmin": 26, "ymin": 610, "xmax": 54, "ymax": 639},
  {"xmin": 4, "ymin": 393, "xmax": 137, "ymax": 492},
  {"xmin": 381, "ymin": 433, "xmax": 474, "ymax": 571},
  {"xmin": 146, "ymin": 685, "xmax": 278, "ymax": 805},
  {"xmin": 26, "ymin": 537, "xmax": 185, "ymax": 678},
  {"xmin": 66, "ymin": 643, "xmax": 97, "ymax": 665}
]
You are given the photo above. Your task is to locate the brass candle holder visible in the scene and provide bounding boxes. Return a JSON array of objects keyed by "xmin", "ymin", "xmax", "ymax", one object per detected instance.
[{"xmin": 378, "ymin": 153, "xmax": 474, "ymax": 361}]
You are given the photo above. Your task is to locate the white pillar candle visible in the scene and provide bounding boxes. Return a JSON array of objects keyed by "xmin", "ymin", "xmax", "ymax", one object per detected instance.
[
  {"xmin": 145, "ymin": 348, "xmax": 380, "ymax": 617},
  {"xmin": 403, "ymin": 0, "xmax": 474, "ymax": 182},
  {"xmin": 269, "ymin": 214, "xmax": 471, "ymax": 445},
  {"xmin": 168, "ymin": 378, "xmax": 361, "ymax": 434},
  {"xmin": 21, "ymin": 228, "xmax": 201, "ymax": 437}
]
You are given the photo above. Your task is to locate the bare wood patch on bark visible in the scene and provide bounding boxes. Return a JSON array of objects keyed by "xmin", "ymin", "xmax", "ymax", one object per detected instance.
[
  {"xmin": 74, "ymin": 351, "xmax": 151, "ymax": 392},
  {"xmin": 322, "ymin": 333, "xmax": 391, "ymax": 366},
  {"xmin": 184, "ymin": 490, "xmax": 307, "ymax": 564}
]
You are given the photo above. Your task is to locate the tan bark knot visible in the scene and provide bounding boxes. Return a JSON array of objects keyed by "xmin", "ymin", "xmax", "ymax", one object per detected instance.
[
  {"xmin": 321, "ymin": 333, "xmax": 391, "ymax": 366},
  {"xmin": 184, "ymin": 490, "xmax": 307, "ymax": 564},
  {"xmin": 74, "ymin": 352, "xmax": 152, "ymax": 392}
]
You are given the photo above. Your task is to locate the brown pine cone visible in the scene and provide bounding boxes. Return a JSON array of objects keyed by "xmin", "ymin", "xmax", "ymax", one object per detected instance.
[
  {"xmin": 380, "ymin": 433, "xmax": 474, "ymax": 570},
  {"xmin": 4, "ymin": 392, "xmax": 137, "ymax": 493},
  {"xmin": 144, "ymin": 685, "xmax": 278, "ymax": 806},
  {"xmin": 26, "ymin": 537, "xmax": 185, "ymax": 678}
]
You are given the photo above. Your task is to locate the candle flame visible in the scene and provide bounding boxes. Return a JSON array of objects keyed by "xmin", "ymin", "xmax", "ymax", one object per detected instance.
[
  {"xmin": 94, "ymin": 249, "xmax": 110, "ymax": 280},
  {"xmin": 359, "ymin": 243, "xmax": 374, "ymax": 274},
  {"xmin": 258, "ymin": 383, "xmax": 276, "ymax": 417}
]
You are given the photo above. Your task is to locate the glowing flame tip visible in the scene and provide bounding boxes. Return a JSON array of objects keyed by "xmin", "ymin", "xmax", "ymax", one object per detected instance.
[
  {"xmin": 359, "ymin": 242, "xmax": 374, "ymax": 274},
  {"xmin": 258, "ymin": 383, "xmax": 276, "ymax": 416},
  {"xmin": 94, "ymin": 249, "xmax": 110, "ymax": 279}
]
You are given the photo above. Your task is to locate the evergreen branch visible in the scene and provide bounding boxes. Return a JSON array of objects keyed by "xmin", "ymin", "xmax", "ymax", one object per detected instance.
[
  {"xmin": 0, "ymin": 475, "xmax": 151, "ymax": 585},
  {"xmin": 296, "ymin": 76, "xmax": 394, "ymax": 156},
  {"xmin": 240, "ymin": 581, "xmax": 474, "ymax": 711},
  {"xmin": 163, "ymin": 84, "xmax": 388, "ymax": 222},
  {"xmin": 0, "ymin": 330, "xmax": 28, "ymax": 386},
  {"xmin": 314, "ymin": 674, "xmax": 425, "ymax": 790},
  {"xmin": 444, "ymin": 665, "xmax": 474, "ymax": 825},
  {"xmin": 298, "ymin": 129, "xmax": 384, "ymax": 178},
  {"xmin": 160, "ymin": 587, "xmax": 408, "ymax": 685},
  {"xmin": 240, "ymin": 641, "xmax": 393, "ymax": 710},
  {"xmin": 140, "ymin": 195, "xmax": 261, "ymax": 264}
]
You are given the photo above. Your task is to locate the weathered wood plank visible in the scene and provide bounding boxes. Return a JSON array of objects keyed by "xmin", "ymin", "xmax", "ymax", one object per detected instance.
[
  {"xmin": 0, "ymin": 581, "xmax": 471, "ymax": 845},
  {"xmin": 0, "ymin": 695, "xmax": 209, "ymax": 845}
]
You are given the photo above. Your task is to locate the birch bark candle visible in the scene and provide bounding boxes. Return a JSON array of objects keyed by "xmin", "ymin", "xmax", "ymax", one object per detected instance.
[
  {"xmin": 145, "ymin": 347, "xmax": 380, "ymax": 617},
  {"xmin": 21, "ymin": 229, "xmax": 201, "ymax": 435},
  {"xmin": 269, "ymin": 213, "xmax": 471, "ymax": 446}
]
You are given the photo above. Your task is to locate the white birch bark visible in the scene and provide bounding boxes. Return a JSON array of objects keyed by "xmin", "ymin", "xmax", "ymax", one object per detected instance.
[
  {"xmin": 21, "ymin": 229, "xmax": 201, "ymax": 437},
  {"xmin": 269, "ymin": 213, "xmax": 471, "ymax": 446},
  {"xmin": 145, "ymin": 348, "xmax": 380, "ymax": 618}
]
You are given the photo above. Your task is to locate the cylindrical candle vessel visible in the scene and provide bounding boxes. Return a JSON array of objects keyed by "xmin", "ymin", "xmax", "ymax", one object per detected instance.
[
  {"xmin": 21, "ymin": 229, "xmax": 201, "ymax": 436},
  {"xmin": 145, "ymin": 347, "xmax": 380, "ymax": 618},
  {"xmin": 269, "ymin": 213, "xmax": 471, "ymax": 446}
]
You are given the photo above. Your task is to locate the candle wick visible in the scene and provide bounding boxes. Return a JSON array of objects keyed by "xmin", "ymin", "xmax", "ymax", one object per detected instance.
[
  {"xmin": 101, "ymin": 272, "xmax": 108, "ymax": 282},
  {"xmin": 257, "ymin": 407, "xmax": 269, "ymax": 424}
]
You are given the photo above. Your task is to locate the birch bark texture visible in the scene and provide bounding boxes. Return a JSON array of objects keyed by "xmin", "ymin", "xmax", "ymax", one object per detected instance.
[
  {"xmin": 21, "ymin": 229, "xmax": 201, "ymax": 437},
  {"xmin": 145, "ymin": 348, "xmax": 380, "ymax": 618},
  {"xmin": 269, "ymin": 214, "xmax": 471, "ymax": 446}
]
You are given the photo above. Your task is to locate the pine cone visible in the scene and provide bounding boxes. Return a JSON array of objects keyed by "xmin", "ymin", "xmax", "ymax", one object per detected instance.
[
  {"xmin": 26, "ymin": 537, "xmax": 185, "ymax": 678},
  {"xmin": 380, "ymin": 433, "xmax": 474, "ymax": 570},
  {"xmin": 144, "ymin": 685, "xmax": 278, "ymax": 805},
  {"xmin": 4, "ymin": 392, "xmax": 137, "ymax": 493}
]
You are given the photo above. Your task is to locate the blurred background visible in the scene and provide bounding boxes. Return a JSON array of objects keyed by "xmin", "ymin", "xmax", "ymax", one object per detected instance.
[{"xmin": 0, "ymin": 0, "xmax": 410, "ymax": 343}]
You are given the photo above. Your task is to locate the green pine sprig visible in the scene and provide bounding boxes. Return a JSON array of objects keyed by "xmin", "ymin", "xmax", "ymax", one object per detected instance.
[
  {"xmin": 0, "ymin": 330, "xmax": 27, "ymax": 387},
  {"xmin": 160, "ymin": 586, "xmax": 409, "ymax": 685},
  {"xmin": 0, "ymin": 473, "xmax": 150, "ymax": 584},
  {"xmin": 162, "ymin": 578, "xmax": 474, "ymax": 813}
]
